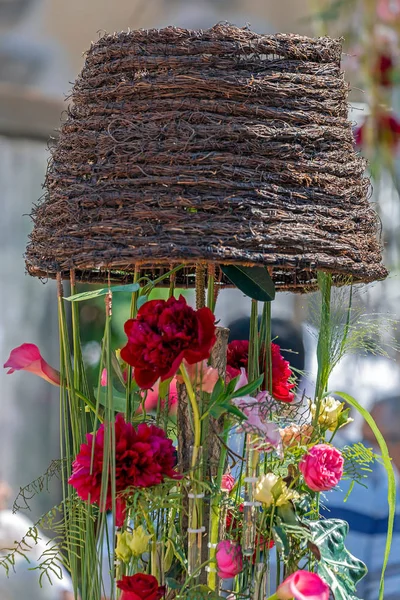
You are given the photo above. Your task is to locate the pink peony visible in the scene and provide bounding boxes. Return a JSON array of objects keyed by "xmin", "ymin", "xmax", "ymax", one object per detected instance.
[
  {"xmin": 4, "ymin": 343, "xmax": 61, "ymax": 386},
  {"xmin": 216, "ymin": 540, "xmax": 243, "ymax": 579},
  {"xmin": 221, "ymin": 473, "xmax": 235, "ymax": 493},
  {"xmin": 299, "ymin": 444, "xmax": 344, "ymax": 492},
  {"xmin": 277, "ymin": 570, "xmax": 330, "ymax": 600}
]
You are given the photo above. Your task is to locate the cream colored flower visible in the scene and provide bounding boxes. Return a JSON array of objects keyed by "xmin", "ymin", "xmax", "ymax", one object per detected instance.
[
  {"xmin": 255, "ymin": 473, "xmax": 299, "ymax": 507},
  {"xmin": 311, "ymin": 396, "xmax": 353, "ymax": 432}
]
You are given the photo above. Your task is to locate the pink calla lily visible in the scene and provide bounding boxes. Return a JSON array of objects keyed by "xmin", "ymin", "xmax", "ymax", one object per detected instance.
[
  {"xmin": 4, "ymin": 343, "xmax": 61, "ymax": 386},
  {"xmin": 277, "ymin": 570, "xmax": 330, "ymax": 600}
]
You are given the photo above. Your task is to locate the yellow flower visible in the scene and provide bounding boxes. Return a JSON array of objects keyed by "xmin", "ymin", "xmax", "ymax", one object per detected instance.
[
  {"xmin": 311, "ymin": 396, "xmax": 353, "ymax": 432},
  {"xmin": 255, "ymin": 473, "xmax": 299, "ymax": 507},
  {"xmin": 116, "ymin": 531, "xmax": 132, "ymax": 563},
  {"xmin": 127, "ymin": 526, "xmax": 151, "ymax": 557},
  {"xmin": 115, "ymin": 526, "xmax": 151, "ymax": 562}
]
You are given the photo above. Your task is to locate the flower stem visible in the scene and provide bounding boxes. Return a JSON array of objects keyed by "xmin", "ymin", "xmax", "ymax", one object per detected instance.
[{"xmin": 179, "ymin": 363, "xmax": 201, "ymax": 469}]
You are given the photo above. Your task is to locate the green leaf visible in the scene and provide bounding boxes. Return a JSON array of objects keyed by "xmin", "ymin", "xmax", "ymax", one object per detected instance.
[
  {"xmin": 95, "ymin": 386, "xmax": 130, "ymax": 412},
  {"xmin": 308, "ymin": 518, "xmax": 367, "ymax": 600},
  {"xmin": 220, "ymin": 265, "xmax": 275, "ymax": 301},
  {"xmin": 210, "ymin": 377, "xmax": 225, "ymax": 405},
  {"xmin": 209, "ymin": 402, "xmax": 246, "ymax": 420},
  {"xmin": 64, "ymin": 283, "xmax": 140, "ymax": 302},
  {"xmin": 229, "ymin": 374, "xmax": 265, "ymax": 400},
  {"xmin": 333, "ymin": 391, "xmax": 396, "ymax": 600}
]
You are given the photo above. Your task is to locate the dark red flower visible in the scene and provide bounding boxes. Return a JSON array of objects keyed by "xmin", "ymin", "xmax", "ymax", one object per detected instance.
[
  {"xmin": 375, "ymin": 53, "xmax": 394, "ymax": 87},
  {"xmin": 226, "ymin": 340, "xmax": 295, "ymax": 402},
  {"xmin": 270, "ymin": 343, "xmax": 295, "ymax": 402},
  {"xmin": 68, "ymin": 414, "xmax": 179, "ymax": 522},
  {"xmin": 226, "ymin": 340, "xmax": 249, "ymax": 380},
  {"xmin": 355, "ymin": 112, "xmax": 400, "ymax": 150},
  {"xmin": 120, "ymin": 295, "xmax": 216, "ymax": 389},
  {"xmin": 117, "ymin": 574, "xmax": 165, "ymax": 600}
]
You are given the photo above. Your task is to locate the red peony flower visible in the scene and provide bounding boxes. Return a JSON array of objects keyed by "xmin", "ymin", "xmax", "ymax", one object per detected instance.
[
  {"xmin": 226, "ymin": 340, "xmax": 249, "ymax": 380},
  {"xmin": 375, "ymin": 53, "xmax": 394, "ymax": 87},
  {"xmin": 355, "ymin": 112, "xmax": 400, "ymax": 150},
  {"xmin": 226, "ymin": 340, "xmax": 295, "ymax": 402},
  {"xmin": 117, "ymin": 574, "xmax": 165, "ymax": 600},
  {"xmin": 68, "ymin": 414, "xmax": 179, "ymax": 524},
  {"xmin": 120, "ymin": 295, "xmax": 216, "ymax": 389}
]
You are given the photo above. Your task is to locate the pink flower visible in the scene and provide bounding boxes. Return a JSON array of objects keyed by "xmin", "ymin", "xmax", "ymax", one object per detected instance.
[
  {"xmin": 277, "ymin": 570, "xmax": 330, "ymax": 600},
  {"xmin": 299, "ymin": 444, "xmax": 344, "ymax": 492},
  {"xmin": 221, "ymin": 473, "xmax": 235, "ymax": 493},
  {"xmin": 234, "ymin": 370, "xmax": 283, "ymax": 455},
  {"xmin": 4, "ymin": 343, "xmax": 61, "ymax": 386},
  {"xmin": 176, "ymin": 360, "xmax": 219, "ymax": 393},
  {"xmin": 377, "ymin": 0, "xmax": 400, "ymax": 22},
  {"xmin": 143, "ymin": 378, "xmax": 178, "ymax": 414},
  {"xmin": 216, "ymin": 540, "xmax": 243, "ymax": 579}
]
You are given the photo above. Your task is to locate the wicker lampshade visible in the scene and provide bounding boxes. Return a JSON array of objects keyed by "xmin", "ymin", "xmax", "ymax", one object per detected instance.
[{"xmin": 25, "ymin": 24, "xmax": 388, "ymax": 291}]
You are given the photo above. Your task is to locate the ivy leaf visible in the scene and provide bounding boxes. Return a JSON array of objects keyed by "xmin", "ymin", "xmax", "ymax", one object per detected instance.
[
  {"xmin": 308, "ymin": 518, "xmax": 367, "ymax": 600},
  {"xmin": 64, "ymin": 283, "xmax": 140, "ymax": 302},
  {"xmin": 220, "ymin": 265, "xmax": 275, "ymax": 301}
]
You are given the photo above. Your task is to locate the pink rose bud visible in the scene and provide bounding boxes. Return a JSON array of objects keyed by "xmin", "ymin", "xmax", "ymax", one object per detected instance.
[
  {"xmin": 216, "ymin": 540, "xmax": 243, "ymax": 579},
  {"xmin": 299, "ymin": 444, "xmax": 344, "ymax": 492},
  {"xmin": 221, "ymin": 473, "xmax": 235, "ymax": 493},
  {"xmin": 277, "ymin": 570, "xmax": 330, "ymax": 600},
  {"xmin": 4, "ymin": 343, "xmax": 61, "ymax": 386}
]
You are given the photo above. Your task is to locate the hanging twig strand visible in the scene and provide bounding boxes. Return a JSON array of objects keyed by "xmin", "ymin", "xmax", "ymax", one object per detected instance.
[{"xmin": 25, "ymin": 24, "xmax": 387, "ymax": 291}]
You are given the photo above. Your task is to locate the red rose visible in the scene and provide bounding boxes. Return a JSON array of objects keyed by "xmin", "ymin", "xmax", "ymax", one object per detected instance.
[
  {"xmin": 121, "ymin": 295, "xmax": 216, "ymax": 389},
  {"xmin": 117, "ymin": 574, "xmax": 164, "ymax": 600},
  {"xmin": 68, "ymin": 414, "xmax": 179, "ymax": 522},
  {"xmin": 226, "ymin": 340, "xmax": 295, "ymax": 402}
]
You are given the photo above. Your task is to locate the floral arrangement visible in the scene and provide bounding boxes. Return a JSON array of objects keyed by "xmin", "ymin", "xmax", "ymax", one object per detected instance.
[{"xmin": 1, "ymin": 267, "xmax": 396, "ymax": 600}]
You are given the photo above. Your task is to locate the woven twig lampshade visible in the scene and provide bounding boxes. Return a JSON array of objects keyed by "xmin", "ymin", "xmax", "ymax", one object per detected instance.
[{"xmin": 25, "ymin": 24, "xmax": 387, "ymax": 291}]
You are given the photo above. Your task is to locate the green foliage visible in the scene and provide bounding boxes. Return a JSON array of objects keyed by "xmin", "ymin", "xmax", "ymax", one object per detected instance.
[
  {"xmin": 334, "ymin": 391, "xmax": 397, "ymax": 600},
  {"xmin": 12, "ymin": 459, "xmax": 64, "ymax": 513},
  {"xmin": 220, "ymin": 265, "xmax": 276, "ymax": 301},
  {"xmin": 64, "ymin": 283, "xmax": 140, "ymax": 302},
  {"xmin": 308, "ymin": 518, "xmax": 367, "ymax": 600},
  {"xmin": 341, "ymin": 442, "xmax": 377, "ymax": 486}
]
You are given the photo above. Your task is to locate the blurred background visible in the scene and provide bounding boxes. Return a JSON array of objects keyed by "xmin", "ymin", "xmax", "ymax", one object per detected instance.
[{"xmin": 1, "ymin": 0, "xmax": 400, "ymax": 527}]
